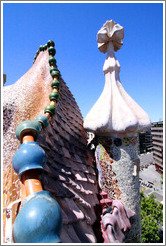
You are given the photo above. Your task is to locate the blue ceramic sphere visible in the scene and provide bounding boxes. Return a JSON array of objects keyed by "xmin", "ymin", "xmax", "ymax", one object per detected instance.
[
  {"xmin": 12, "ymin": 141, "xmax": 46, "ymax": 177},
  {"xmin": 13, "ymin": 191, "xmax": 62, "ymax": 243}
]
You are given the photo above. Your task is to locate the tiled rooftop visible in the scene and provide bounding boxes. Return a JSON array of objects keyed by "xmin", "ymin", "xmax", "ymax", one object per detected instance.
[{"xmin": 3, "ymin": 50, "xmax": 99, "ymax": 243}]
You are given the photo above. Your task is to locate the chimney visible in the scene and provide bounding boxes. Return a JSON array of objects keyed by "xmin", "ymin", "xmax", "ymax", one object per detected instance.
[{"xmin": 84, "ymin": 20, "xmax": 151, "ymax": 243}]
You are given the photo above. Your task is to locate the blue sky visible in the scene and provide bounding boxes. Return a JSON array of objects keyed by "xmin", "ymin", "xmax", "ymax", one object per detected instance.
[{"xmin": 2, "ymin": 2, "xmax": 164, "ymax": 122}]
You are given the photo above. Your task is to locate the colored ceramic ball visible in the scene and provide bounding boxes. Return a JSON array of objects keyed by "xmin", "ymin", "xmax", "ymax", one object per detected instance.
[
  {"xmin": 43, "ymin": 44, "xmax": 47, "ymax": 50},
  {"xmin": 44, "ymin": 105, "xmax": 56, "ymax": 115},
  {"xmin": 15, "ymin": 120, "xmax": 42, "ymax": 143},
  {"xmin": 39, "ymin": 45, "xmax": 44, "ymax": 51},
  {"xmin": 48, "ymin": 57, "xmax": 57, "ymax": 66},
  {"xmin": 12, "ymin": 142, "xmax": 46, "ymax": 177},
  {"xmin": 48, "ymin": 47, "xmax": 56, "ymax": 56},
  {"xmin": 47, "ymin": 40, "xmax": 55, "ymax": 48},
  {"xmin": 51, "ymin": 79, "xmax": 60, "ymax": 89},
  {"xmin": 51, "ymin": 71, "xmax": 60, "ymax": 79},
  {"xmin": 49, "ymin": 92, "xmax": 59, "ymax": 101},
  {"xmin": 50, "ymin": 68, "xmax": 60, "ymax": 79},
  {"xmin": 50, "ymin": 67, "xmax": 58, "ymax": 74},
  {"xmin": 13, "ymin": 191, "xmax": 62, "ymax": 243},
  {"xmin": 35, "ymin": 115, "xmax": 49, "ymax": 128}
]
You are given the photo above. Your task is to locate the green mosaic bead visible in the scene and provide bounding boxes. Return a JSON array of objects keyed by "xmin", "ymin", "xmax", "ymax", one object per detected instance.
[
  {"xmin": 44, "ymin": 105, "xmax": 56, "ymax": 116},
  {"xmin": 49, "ymin": 57, "xmax": 57, "ymax": 66},
  {"xmin": 50, "ymin": 67, "xmax": 58, "ymax": 74},
  {"xmin": 43, "ymin": 44, "xmax": 47, "ymax": 50},
  {"xmin": 35, "ymin": 115, "xmax": 49, "ymax": 128},
  {"xmin": 51, "ymin": 79, "xmax": 60, "ymax": 89},
  {"xmin": 36, "ymin": 50, "xmax": 40, "ymax": 55},
  {"xmin": 15, "ymin": 120, "xmax": 42, "ymax": 143},
  {"xmin": 39, "ymin": 45, "xmax": 44, "ymax": 51},
  {"xmin": 51, "ymin": 71, "xmax": 60, "ymax": 78},
  {"xmin": 50, "ymin": 68, "xmax": 60, "ymax": 78},
  {"xmin": 34, "ymin": 55, "xmax": 37, "ymax": 60},
  {"xmin": 49, "ymin": 91, "xmax": 59, "ymax": 101},
  {"xmin": 48, "ymin": 47, "xmax": 56, "ymax": 56},
  {"xmin": 47, "ymin": 40, "xmax": 55, "ymax": 48}
]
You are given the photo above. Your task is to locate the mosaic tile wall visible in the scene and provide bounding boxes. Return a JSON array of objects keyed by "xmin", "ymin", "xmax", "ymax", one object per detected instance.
[{"xmin": 94, "ymin": 136, "xmax": 141, "ymax": 242}]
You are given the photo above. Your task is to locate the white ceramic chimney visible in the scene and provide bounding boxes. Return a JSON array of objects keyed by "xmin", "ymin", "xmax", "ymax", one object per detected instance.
[
  {"xmin": 84, "ymin": 20, "xmax": 151, "ymax": 243},
  {"xmin": 84, "ymin": 20, "xmax": 151, "ymax": 137}
]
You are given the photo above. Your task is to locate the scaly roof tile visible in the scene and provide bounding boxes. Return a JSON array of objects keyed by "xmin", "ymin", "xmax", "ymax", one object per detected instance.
[{"xmin": 3, "ymin": 49, "xmax": 99, "ymax": 243}]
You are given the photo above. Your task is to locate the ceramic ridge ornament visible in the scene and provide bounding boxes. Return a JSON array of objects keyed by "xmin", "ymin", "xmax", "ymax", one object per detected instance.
[{"xmin": 84, "ymin": 20, "xmax": 151, "ymax": 137}]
